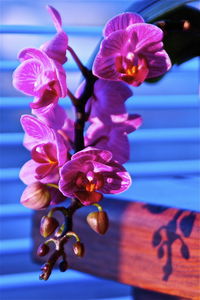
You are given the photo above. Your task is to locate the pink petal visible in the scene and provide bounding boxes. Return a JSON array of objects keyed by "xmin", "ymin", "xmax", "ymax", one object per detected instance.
[
  {"xmin": 30, "ymin": 84, "xmax": 58, "ymax": 109},
  {"xmin": 72, "ymin": 147, "xmax": 113, "ymax": 163},
  {"xmin": 35, "ymin": 163, "xmax": 56, "ymax": 180},
  {"xmin": 40, "ymin": 32, "xmax": 68, "ymax": 65},
  {"xmin": 19, "ymin": 159, "xmax": 39, "ymax": 184},
  {"xmin": 103, "ymin": 12, "xmax": 144, "ymax": 37},
  {"xmin": 31, "ymin": 143, "xmax": 57, "ymax": 163},
  {"xmin": 13, "ymin": 59, "xmax": 44, "ymax": 96},
  {"xmin": 89, "ymin": 79, "xmax": 132, "ymax": 120},
  {"xmin": 100, "ymin": 29, "xmax": 130, "ymax": 57},
  {"xmin": 53, "ymin": 61, "xmax": 67, "ymax": 96},
  {"xmin": 100, "ymin": 161, "xmax": 132, "ymax": 194},
  {"xmin": 32, "ymin": 104, "xmax": 67, "ymax": 130},
  {"xmin": 59, "ymin": 157, "xmax": 93, "ymax": 197},
  {"xmin": 144, "ymin": 50, "xmax": 172, "ymax": 78},
  {"xmin": 122, "ymin": 114, "xmax": 143, "ymax": 133},
  {"xmin": 18, "ymin": 48, "xmax": 52, "ymax": 68},
  {"xmin": 54, "ymin": 133, "xmax": 68, "ymax": 166},
  {"xmin": 74, "ymin": 191, "xmax": 103, "ymax": 205},
  {"xmin": 127, "ymin": 23, "xmax": 164, "ymax": 54},
  {"xmin": 46, "ymin": 5, "xmax": 63, "ymax": 32},
  {"xmin": 21, "ymin": 115, "xmax": 55, "ymax": 150},
  {"xmin": 93, "ymin": 55, "xmax": 118, "ymax": 80}
]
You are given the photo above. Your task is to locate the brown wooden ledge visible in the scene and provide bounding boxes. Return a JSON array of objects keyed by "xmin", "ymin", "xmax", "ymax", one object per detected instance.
[{"xmin": 33, "ymin": 198, "xmax": 200, "ymax": 300}]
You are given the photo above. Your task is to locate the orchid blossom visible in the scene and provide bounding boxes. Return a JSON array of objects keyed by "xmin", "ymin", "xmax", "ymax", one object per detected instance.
[
  {"xmin": 19, "ymin": 115, "xmax": 69, "ymax": 185},
  {"xmin": 12, "ymin": 4, "xmax": 173, "ymax": 280},
  {"xmin": 59, "ymin": 147, "xmax": 132, "ymax": 205},
  {"xmin": 93, "ymin": 12, "xmax": 171, "ymax": 86},
  {"xmin": 12, "ymin": 6, "xmax": 67, "ymax": 109}
]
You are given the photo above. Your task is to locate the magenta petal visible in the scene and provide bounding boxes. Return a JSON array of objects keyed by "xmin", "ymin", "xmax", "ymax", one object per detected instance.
[
  {"xmin": 74, "ymin": 191, "xmax": 103, "ymax": 205},
  {"xmin": 103, "ymin": 12, "xmax": 144, "ymax": 37},
  {"xmin": 19, "ymin": 159, "xmax": 39, "ymax": 184},
  {"xmin": 100, "ymin": 161, "xmax": 132, "ymax": 194},
  {"xmin": 18, "ymin": 48, "xmax": 52, "ymax": 68},
  {"xmin": 40, "ymin": 32, "xmax": 68, "ymax": 65},
  {"xmin": 101, "ymin": 29, "xmax": 129, "ymax": 57},
  {"xmin": 144, "ymin": 50, "xmax": 172, "ymax": 78},
  {"xmin": 54, "ymin": 61, "xmax": 67, "ymax": 96},
  {"xmin": 32, "ymin": 104, "xmax": 67, "ymax": 130},
  {"xmin": 128, "ymin": 23, "xmax": 164, "ymax": 53},
  {"xmin": 90, "ymin": 79, "xmax": 132, "ymax": 120},
  {"xmin": 13, "ymin": 59, "xmax": 44, "ymax": 96},
  {"xmin": 59, "ymin": 158, "xmax": 93, "ymax": 197},
  {"xmin": 46, "ymin": 5, "xmax": 63, "ymax": 32},
  {"xmin": 93, "ymin": 55, "xmax": 118, "ymax": 80},
  {"xmin": 21, "ymin": 115, "xmax": 55, "ymax": 150},
  {"xmin": 72, "ymin": 147, "xmax": 113, "ymax": 163},
  {"xmin": 30, "ymin": 87, "xmax": 58, "ymax": 109},
  {"xmin": 35, "ymin": 163, "xmax": 56, "ymax": 180}
]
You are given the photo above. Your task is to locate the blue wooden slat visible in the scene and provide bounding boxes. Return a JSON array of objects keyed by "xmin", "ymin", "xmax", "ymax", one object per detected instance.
[
  {"xmin": 0, "ymin": 270, "xmax": 99, "ymax": 289},
  {"xmin": 0, "ymin": 238, "xmax": 31, "ymax": 255},
  {"xmin": 0, "ymin": 60, "xmax": 77, "ymax": 72},
  {"xmin": 0, "ymin": 95, "xmax": 199, "ymax": 109},
  {"xmin": 1, "ymin": 160, "xmax": 199, "ymax": 182},
  {"xmin": 0, "ymin": 204, "xmax": 32, "ymax": 218},
  {"xmin": 0, "ymin": 128, "xmax": 199, "ymax": 146},
  {"xmin": 0, "ymin": 25, "xmax": 103, "ymax": 35}
]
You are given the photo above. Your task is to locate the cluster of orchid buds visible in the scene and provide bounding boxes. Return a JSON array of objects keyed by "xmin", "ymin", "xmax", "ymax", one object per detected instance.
[{"xmin": 12, "ymin": 5, "xmax": 171, "ymax": 280}]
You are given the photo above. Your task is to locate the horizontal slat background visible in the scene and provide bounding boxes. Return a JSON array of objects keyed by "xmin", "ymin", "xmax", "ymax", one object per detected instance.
[{"xmin": 0, "ymin": 0, "xmax": 199, "ymax": 299}]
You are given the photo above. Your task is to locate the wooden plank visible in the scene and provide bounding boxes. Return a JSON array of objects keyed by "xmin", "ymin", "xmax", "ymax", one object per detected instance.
[{"xmin": 33, "ymin": 198, "xmax": 200, "ymax": 299}]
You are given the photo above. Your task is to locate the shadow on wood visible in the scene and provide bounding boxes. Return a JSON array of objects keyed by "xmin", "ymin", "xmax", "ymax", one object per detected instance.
[{"xmin": 33, "ymin": 198, "xmax": 200, "ymax": 300}]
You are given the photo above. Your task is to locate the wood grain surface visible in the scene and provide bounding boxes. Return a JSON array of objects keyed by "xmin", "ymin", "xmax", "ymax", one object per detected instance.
[{"xmin": 33, "ymin": 198, "xmax": 200, "ymax": 299}]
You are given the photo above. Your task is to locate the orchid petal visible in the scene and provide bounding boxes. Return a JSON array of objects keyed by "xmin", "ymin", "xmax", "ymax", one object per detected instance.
[
  {"xmin": 74, "ymin": 191, "xmax": 103, "ymax": 205},
  {"xmin": 19, "ymin": 159, "xmax": 39, "ymax": 184},
  {"xmin": 40, "ymin": 32, "xmax": 68, "ymax": 65},
  {"xmin": 100, "ymin": 161, "xmax": 132, "ymax": 194},
  {"xmin": 127, "ymin": 23, "xmax": 164, "ymax": 54},
  {"xmin": 93, "ymin": 55, "xmax": 118, "ymax": 80},
  {"xmin": 13, "ymin": 59, "xmax": 44, "ymax": 96},
  {"xmin": 144, "ymin": 50, "xmax": 172, "ymax": 78},
  {"xmin": 103, "ymin": 12, "xmax": 144, "ymax": 37},
  {"xmin": 46, "ymin": 5, "xmax": 63, "ymax": 32},
  {"xmin": 89, "ymin": 79, "xmax": 132, "ymax": 120},
  {"xmin": 21, "ymin": 115, "xmax": 55, "ymax": 150},
  {"xmin": 59, "ymin": 158, "xmax": 92, "ymax": 197},
  {"xmin": 72, "ymin": 147, "xmax": 113, "ymax": 163},
  {"xmin": 18, "ymin": 48, "xmax": 52, "ymax": 68},
  {"xmin": 32, "ymin": 104, "xmax": 67, "ymax": 130}
]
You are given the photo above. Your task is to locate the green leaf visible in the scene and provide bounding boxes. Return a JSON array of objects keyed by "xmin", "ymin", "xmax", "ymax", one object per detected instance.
[{"xmin": 127, "ymin": 0, "xmax": 197, "ymax": 22}]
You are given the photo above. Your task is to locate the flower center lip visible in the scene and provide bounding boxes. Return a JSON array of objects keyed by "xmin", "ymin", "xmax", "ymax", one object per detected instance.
[{"xmin": 75, "ymin": 172, "xmax": 104, "ymax": 192}]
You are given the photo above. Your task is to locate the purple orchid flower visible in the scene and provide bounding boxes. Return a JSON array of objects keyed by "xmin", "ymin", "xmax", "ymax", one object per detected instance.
[
  {"xmin": 19, "ymin": 115, "xmax": 69, "ymax": 185},
  {"xmin": 12, "ymin": 6, "xmax": 67, "ymax": 109},
  {"xmin": 84, "ymin": 79, "xmax": 133, "ymax": 121},
  {"xmin": 93, "ymin": 12, "xmax": 171, "ymax": 86},
  {"xmin": 85, "ymin": 114, "xmax": 142, "ymax": 164},
  {"xmin": 59, "ymin": 147, "xmax": 131, "ymax": 205},
  {"xmin": 32, "ymin": 103, "xmax": 74, "ymax": 149}
]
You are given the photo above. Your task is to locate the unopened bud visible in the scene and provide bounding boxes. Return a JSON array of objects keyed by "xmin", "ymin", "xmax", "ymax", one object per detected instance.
[
  {"xmin": 20, "ymin": 182, "xmax": 51, "ymax": 210},
  {"xmin": 73, "ymin": 241, "xmax": 84, "ymax": 257},
  {"xmin": 37, "ymin": 243, "xmax": 50, "ymax": 256},
  {"xmin": 59, "ymin": 260, "xmax": 68, "ymax": 272},
  {"xmin": 86, "ymin": 211, "xmax": 109, "ymax": 235},
  {"xmin": 40, "ymin": 216, "xmax": 59, "ymax": 238}
]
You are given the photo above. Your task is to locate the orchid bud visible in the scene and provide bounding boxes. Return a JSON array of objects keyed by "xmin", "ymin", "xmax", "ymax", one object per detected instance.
[
  {"xmin": 86, "ymin": 211, "xmax": 109, "ymax": 235},
  {"xmin": 73, "ymin": 241, "xmax": 84, "ymax": 257},
  {"xmin": 40, "ymin": 216, "xmax": 59, "ymax": 238},
  {"xmin": 37, "ymin": 243, "xmax": 50, "ymax": 256},
  {"xmin": 20, "ymin": 182, "xmax": 51, "ymax": 210},
  {"xmin": 59, "ymin": 260, "xmax": 68, "ymax": 272}
]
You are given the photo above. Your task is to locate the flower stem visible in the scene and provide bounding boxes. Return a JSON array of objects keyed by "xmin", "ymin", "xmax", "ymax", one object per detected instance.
[{"xmin": 67, "ymin": 45, "xmax": 90, "ymax": 78}]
